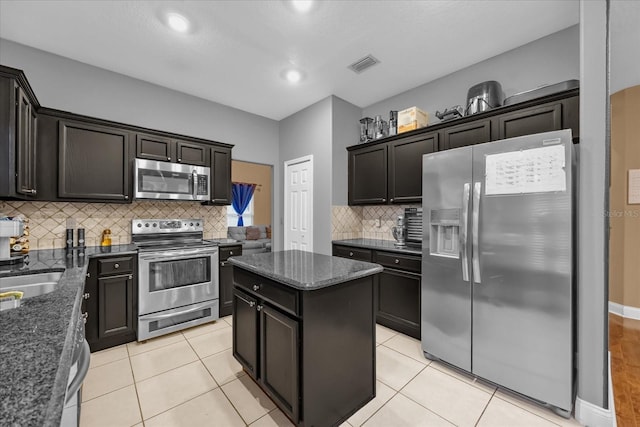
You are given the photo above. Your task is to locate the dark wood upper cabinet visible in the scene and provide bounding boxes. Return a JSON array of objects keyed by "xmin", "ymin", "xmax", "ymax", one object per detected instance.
[
  {"xmin": 349, "ymin": 131, "xmax": 437, "ymax": 205},
  {"xmin": 348, "ymin": 144, "xmax": 388, "ymax": 205},
  {"xmin": 136, "ymin": 133, "xmax": 209, "ymax": 166},
  {"xmin": 388, "ymin": 131, "xmax": 438, "ymax": 204},
  {"xmin": 176, "ymin": 140, "xmax": 208, "ymax": 166},
  {"xmin": 441, "ymin": 119, "xmax": 492, "ymax": 150},
  {"xmin": 0, "ymin": 71, "xmax": 39, "ymax": 199},
  {"xmin": 136, "ymin": 133, "xmax": 172, "ymax": 162},
  {"xmin": 347, "ymin": 90, "xmax": 579, "ymax": 206},
  {"xmin": 58, "ymin": 120, "xmax": 131, "ymax": 201},
  {"xmin": 496, "ymin": 102, "xmax": 562, "ymax": 140},
  {"xmin": 15, "ymin": 85, "xmax": 37, "ymax": 197},
  {"xmin": 210, "ymin": 146, "xmax": 232, "ymax": 204}
]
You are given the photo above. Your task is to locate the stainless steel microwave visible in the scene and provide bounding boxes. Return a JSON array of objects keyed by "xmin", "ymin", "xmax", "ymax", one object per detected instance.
[{"xmin": 134, "ymin": 158, "xmax": 210, "ymax": 201}]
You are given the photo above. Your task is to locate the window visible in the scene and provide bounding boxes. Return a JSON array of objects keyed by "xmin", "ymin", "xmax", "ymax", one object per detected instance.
[{"xmin": 227, "ymin": 197, "xmax": 254, "ymax": 226}]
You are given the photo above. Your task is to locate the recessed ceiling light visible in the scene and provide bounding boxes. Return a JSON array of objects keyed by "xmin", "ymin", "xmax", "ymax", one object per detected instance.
[
  {"xmin": 291, "ymin": 0, "xmax": 313, "ymax": 13},
  {"xmin": 285, "ymin": 69, "xmax": 303, "ymax": 84},
  {"xmin": 166, "ymin": 12, "xmax": 190, "ymax": 33}
]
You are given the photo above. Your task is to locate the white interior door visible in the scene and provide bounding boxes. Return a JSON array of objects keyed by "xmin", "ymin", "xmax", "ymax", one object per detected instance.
[{"xmin": 284, "ymin": 155, "xmax": 313, "ymax": 252}]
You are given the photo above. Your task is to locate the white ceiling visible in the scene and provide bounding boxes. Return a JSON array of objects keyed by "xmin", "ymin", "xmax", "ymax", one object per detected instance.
[{"xmin": 0, "ymin": 0, "xmax": 579, "ymax": 121}]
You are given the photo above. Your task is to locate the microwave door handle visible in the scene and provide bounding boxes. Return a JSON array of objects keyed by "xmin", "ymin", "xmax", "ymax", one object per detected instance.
[{"xmin": 192, "ymin": 170, "xmax": 198, "ymax": 199}]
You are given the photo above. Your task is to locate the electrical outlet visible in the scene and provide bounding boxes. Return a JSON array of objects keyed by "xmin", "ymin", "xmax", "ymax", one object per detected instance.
[{"xmin": 375, "ymin": 217, "xmax": 381, "ymax": 228}]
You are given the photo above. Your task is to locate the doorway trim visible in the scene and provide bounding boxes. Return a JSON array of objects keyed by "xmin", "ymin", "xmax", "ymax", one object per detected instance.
[{"xmin": 284, "ymin": 155, "xmax": 313, "ymax": 251}]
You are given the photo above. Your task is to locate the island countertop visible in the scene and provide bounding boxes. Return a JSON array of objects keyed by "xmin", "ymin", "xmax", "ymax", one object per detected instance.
[{"xmin": 227, "ymin": 249, "xmax": 382, "ymax": 290}]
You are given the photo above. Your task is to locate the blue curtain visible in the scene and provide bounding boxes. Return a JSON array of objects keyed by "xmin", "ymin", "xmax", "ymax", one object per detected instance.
[{"xmin": 231, "ymin": 183, "xmax": 256, "ymax": 226}]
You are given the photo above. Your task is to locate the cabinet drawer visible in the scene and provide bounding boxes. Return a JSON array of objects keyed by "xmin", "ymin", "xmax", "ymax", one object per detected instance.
[
  {"xmin": 332, "ymin": 245, "xmax": 372, "ymax": 262},
  {"xmin": 374, "ymin": 251, "xmax": 421, "ymax": 273},
  {"xmin": 98, "ymin": 256, "xmax": 134, "ymax": 276},
  {"xmin": 234, "ymin": 268, "xmax": 299, "ymax": 316},
  {"xmin": 220, "ymin": 245, "xmax": 242, "ymax": 262}
]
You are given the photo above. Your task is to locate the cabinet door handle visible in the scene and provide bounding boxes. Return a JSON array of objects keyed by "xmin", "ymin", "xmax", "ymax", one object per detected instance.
[
  {"xmin": 82, "ymin": 312, "xmax": 88, "ymax": 319},
  {"xmin": 382, "ymin": 198, "xmax": 386, "ymax": 202},
  {"xmin": 229, "ymin": 251, "xmax": 234, "ymax": 255},
  {"xmin": 349, "ymin": 252, "xmax": 354, "ymax": 257},
  {"xmin": 124, "ymin": 195, "xmax": 129, "ymax": 200},
  {"xmin": 178, "ymin": 158, "xmax": 182, "ymax": 162},
  {"xmin": 257, "ymin": 305, "xmax": 263, "ymax": 312},
  {"xmin": 128, "ymin": 275, "xmax": 133, "ymax": 280},
  {"xmin": 83, "ymin": 293, "xmax": 90, "ymax": 300},
  {"xmin": 86, "ymin": 273, "xmax": 91, "ymax": 278},
  {"xmin": 252, "ymin": 284, "xmax": 261, "ymax": 291},
  {"xmin": 390, "ymin": 198, "xmax": 394, "ymax": 202},
  {"xmin": 114, "ymin": 263, "xmax": 120, "ymax": 269},
  {"xmin": 167, "ymin": 157, "xmax": 171, "ymax": 161},
  {"xmin": 394, "ymin": 259, "xmax": 400, "ymax": 264},
  {"xmin": 220, "ymin": 261, "xmax": 228, "ymax": 267},
  {"xmin": 236, "ymin": 294, "xmax": 255, "ymax": 308}
]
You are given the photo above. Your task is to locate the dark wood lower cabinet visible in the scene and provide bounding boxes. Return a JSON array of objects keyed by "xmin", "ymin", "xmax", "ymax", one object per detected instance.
[
  {"xmin": 332, "ymin": 244, "xmax": 422, "ymax": 339},
  {"xmin": 219, "ymin": 244, "xmax": 242, "ymax": 317},
  {"xmin": 233, "ymin": 289, "xmax": 259, "ymax": 377},
  {"xmin": 260, "ymin": 304, "xmax": 299, "ymax": 422},
  {"xmin": 232, "ymin": 267, "xmax": 375, "ymax": 426},
  {"xmin": 376, "ymin": 268, "xmax": 421, "ymax": 339},
  {"xmin": 84, "ymin": 254, "xmax": 138, "ymax": 352}
]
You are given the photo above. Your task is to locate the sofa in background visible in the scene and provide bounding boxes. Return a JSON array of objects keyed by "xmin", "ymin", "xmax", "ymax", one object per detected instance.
[{"xmin": 227, "ymin": 225, "xmax": 272, "ymax": 254}]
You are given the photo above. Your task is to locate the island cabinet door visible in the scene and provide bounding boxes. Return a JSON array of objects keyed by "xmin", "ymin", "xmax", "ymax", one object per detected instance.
[
  {"xmin": 260, "ymin": 304, "xmax": 299, "ymax": 424},
  {"xmin": 233, "ymin": 289, "xmax": 259, "ymax": 378}
]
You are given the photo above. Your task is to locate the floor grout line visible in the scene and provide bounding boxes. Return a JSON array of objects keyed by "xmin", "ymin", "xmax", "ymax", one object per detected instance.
[{"xmin": 126, "ymin": 345, "xmax": 145, "ymax": 427}]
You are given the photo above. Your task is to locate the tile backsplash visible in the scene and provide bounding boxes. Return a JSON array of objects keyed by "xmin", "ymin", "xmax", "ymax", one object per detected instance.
[
  {"xmin": 1, "ymin": 200, "xmax": 228, "ymax": 250},
  {"xmin": 332, "ymin": 204, "xmax": 419, "ymax": 241}
]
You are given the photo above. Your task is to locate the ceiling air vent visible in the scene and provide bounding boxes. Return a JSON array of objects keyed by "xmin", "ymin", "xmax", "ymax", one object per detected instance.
[{"xmin": 348, "ymin": 55, "xmax": 380, "ymax": 74}]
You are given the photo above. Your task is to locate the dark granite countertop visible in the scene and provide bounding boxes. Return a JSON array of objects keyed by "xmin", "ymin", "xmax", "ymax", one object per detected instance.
[
  {"xmin": 0, "ymin": 244, "xmax": 137, "ymax": 427},
  {"xmin": 332, "ymin": 238, "xmax": 422, "ymax": 256},
  {"xmin": 227, "ymin": 250, "xmax": 383, "ymax": 290}
]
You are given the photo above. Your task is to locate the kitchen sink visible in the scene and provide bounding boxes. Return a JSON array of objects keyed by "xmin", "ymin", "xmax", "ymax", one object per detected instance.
[{"xmin": 0, "ymin": 271, "xmax": 64, "ymax": 299}]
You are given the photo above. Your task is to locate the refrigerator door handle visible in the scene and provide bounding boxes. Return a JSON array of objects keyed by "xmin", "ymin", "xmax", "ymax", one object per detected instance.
[
  {"xmin": 472, "ymin": 181, "xmax": 482, "ymax": 284},
  {"xmin": 461, "ymin": 183, "xmax": 471, "ymax": 282}
]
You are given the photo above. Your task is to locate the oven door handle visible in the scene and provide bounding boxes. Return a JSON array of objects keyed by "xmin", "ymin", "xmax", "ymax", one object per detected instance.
[
  {"xmin": 139, "ymin": 248, "xmax": 218, "ymax": 261},
  {"xmin": 142, "ymin": 300, "xmax": 214, "ymax": 320},
  {"xmin": 66, "ymin": 339, "xmax": 90, "ymax": 404}
]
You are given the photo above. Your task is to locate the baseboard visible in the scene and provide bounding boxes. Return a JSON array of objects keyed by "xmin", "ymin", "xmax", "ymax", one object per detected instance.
[
  {"xmin": 608, "ymin": 301, "xmax": 640, "ymax": 320},
  {"xmin": 575, "ymin": 352, "xmax": 616, "ymax": 427}
]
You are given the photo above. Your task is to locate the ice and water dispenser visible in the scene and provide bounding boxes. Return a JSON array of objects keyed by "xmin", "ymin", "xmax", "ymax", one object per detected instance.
[{"xmin": 429, "ymin": 208, "xmax": 461, "ymax": 258}]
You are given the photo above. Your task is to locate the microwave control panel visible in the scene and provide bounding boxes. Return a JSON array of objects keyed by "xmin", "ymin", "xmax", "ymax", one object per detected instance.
[{"xmin": 197, "ymin": 175, "xmax": 209, "ymax": 195}]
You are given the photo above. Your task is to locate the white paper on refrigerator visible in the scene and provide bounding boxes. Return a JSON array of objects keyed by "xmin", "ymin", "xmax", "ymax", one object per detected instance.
[{"xmin": 485, "ymin": 145, "xmax": 566, "ymax": 195}]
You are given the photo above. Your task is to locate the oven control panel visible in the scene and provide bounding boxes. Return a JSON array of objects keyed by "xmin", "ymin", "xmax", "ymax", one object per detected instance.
[{"xmin": 132, "ymin": 219, "xmax": 204, "ymax": 234}]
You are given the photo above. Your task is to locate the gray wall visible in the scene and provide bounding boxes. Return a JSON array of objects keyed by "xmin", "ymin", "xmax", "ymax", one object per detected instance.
[
  {"xmin": 0, "ymin": 39, "xmax": 280, "ymax": 164},
  {"xmin": 278, "ymin": 96, "xmax": 333, "ymax": 255},
  {"xmin": 610, "ymin": 1, "xmax": 640, "ymax": 94},
  {"xmin": 363, "ymin": 25, "xmax": 579, "ymax": 124},
  {"xmin": 577, "ymin": 0, "xmax": 609, "ymax": 413},
  {"xmin": 332, "ymin": 96, "xmax": 362, "ymax": 205}
]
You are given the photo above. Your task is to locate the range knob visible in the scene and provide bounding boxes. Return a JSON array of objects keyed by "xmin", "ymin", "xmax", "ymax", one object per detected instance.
[
  {"xmin": 137, "ymin": 223, "xmax": 142, "ymax": 228},
  {"xmin": 145, "ymin": 223, "xmax": 150, "ymax": 227},
  {"xmin": 196, "ymin": 222, "xmax": 200, "ymax": 226},
  {"xmin": 190, "ymin": 222, "xmax": 194, "ymax": 226},
  {"xmin": 152, "ymin": 223, "xmax": 157, "ymax": 227}
]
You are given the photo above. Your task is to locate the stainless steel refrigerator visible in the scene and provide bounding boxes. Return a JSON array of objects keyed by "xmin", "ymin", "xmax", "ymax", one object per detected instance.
[{"xmin": 421, "ymin": 129, "xmax": 575, "ymax": 415}]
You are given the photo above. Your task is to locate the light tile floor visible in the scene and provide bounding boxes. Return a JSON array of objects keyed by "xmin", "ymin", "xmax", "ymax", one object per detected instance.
[{"xmin": 80, "ymin": 318, "xmax": 583, "ymax": 427}]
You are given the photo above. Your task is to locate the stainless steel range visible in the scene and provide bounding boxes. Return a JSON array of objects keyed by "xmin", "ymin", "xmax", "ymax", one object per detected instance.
[{"xmin": 132, "ymin": 218, "xmax": 219, "ymax": 340}]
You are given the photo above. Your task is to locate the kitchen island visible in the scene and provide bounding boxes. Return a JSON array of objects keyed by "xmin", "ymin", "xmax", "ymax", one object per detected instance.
[{"xmin": 228, "ymin": 250, "xmax": 382, "ymax": 427}]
